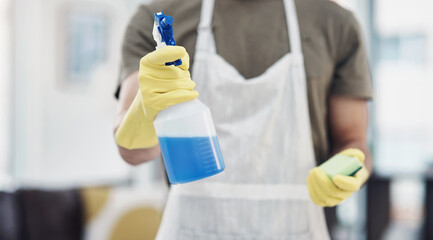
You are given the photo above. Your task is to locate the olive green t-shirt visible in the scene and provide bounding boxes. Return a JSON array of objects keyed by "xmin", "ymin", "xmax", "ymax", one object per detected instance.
[{"xmin": 117, "ymin": 0, "xmax": 372, "ymax": 164}]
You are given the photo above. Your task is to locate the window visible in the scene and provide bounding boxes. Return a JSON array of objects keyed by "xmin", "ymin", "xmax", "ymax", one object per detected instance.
[{"xmin": 374, "ymin": 0, "xmax": 433, "ymax": 174}]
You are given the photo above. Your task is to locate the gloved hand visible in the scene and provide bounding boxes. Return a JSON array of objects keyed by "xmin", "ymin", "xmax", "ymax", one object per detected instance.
[
  {"xmin": 307, "ymin": 148, "xmax": 370, "ymax": 207},
  {"xmin": 115, "ymin": 46, "xmax": 198, "ymax": 149}
]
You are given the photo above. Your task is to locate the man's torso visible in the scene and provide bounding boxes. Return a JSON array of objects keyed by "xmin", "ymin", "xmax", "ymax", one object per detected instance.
[{"xmin": 122, "ymin": 0, "xmax": 371, "ymax": 163}]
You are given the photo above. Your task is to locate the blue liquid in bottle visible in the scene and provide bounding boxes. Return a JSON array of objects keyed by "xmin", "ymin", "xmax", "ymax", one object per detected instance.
[{"xmin": 158, "ymin": 136, "xmax": 225, "ymax": 184}]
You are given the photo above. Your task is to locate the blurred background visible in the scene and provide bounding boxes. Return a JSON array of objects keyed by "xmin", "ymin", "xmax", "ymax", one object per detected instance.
[{"xmin": 0, "ymin": 0, "xmax": 432, "ymax": 239}]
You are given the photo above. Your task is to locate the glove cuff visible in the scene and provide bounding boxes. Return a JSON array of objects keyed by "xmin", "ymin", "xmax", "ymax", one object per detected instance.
[{"xmin": 115, "ymin": 93, "xmax": 159, "ymax": 149}]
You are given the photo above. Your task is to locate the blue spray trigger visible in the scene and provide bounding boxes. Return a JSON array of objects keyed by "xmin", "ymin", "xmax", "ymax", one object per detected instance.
[
  {"xmin": 154, "ymin": 12, "xmax": 182, "ymax": 66},
  {"xmin": 165, "ymin": 59, "xmax": 182, "ymax": 66}
]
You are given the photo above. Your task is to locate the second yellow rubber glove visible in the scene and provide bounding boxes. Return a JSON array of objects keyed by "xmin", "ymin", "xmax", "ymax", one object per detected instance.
[
  {"xmin": 115, "ymin": 46, "xmax": 198, "ymax": 149},
  {"xmin": 307, "ymin": 149, "xmax": 370, "ymax": 207}
]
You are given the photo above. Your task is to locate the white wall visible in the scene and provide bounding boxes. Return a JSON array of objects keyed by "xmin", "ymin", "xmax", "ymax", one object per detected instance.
[
  {"xmin": 0, "ymin": 0, "xmax": 12, "ymax": 188},
  {"xmin": 11, "ymin": 0, "xmax": 138, "ymax": 188}
]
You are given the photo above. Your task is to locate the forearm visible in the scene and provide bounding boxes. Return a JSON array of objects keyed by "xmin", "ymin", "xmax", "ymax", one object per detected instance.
[
  {"xmin": 114, "ymin": 114, "xmax": 160, "ymax": 165},
  {"xmin": 116, "ymin": 144, "xmax": 160, "ymax": 166},
  {"xmin": 308, "ymin": 96, "xmax": 371, "ymax": 207},
  {"xmin": 114, "ymin": 71, "xmax": 161, "ymax": 165},
  {"xmin": 328, "ymin": 95, "xmax": 372, "ymax": 172}
]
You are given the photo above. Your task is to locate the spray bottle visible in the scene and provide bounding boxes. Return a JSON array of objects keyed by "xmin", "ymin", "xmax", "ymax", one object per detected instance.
[{"xmin": 152, "ymin": 12, "xmax": 225, "ymax": 184}]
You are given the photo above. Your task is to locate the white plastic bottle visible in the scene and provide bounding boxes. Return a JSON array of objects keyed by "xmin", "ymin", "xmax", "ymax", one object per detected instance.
[{"xmin": 152, "ymin": 12, "xmax": 225, "ymax": 184}]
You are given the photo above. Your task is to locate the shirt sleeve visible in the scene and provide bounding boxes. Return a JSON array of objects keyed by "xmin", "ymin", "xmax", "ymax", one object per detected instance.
[
  {"xmin": 115, "ymin": 5, "xmax": 155, "ymax": 99},
  {"xmin": 330, "ymin": 13, "xmax": 372, "ymax": 99}
]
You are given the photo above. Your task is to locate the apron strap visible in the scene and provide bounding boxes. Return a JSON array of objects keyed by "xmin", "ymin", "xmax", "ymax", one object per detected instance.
[
  {"xmin": 195, "ymin": 0, "xmax": 216, "ymax": 53},
  {"xmin": 198, "ymin": 0, "xmax": 214, "ymax": 30},
  {"xmin": 284, "ymin": 0, "xmax": 302, "ymax": 54}
]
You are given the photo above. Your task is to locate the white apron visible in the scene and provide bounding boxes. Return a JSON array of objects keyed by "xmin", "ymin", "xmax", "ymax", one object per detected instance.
[{"xmin": 156, "ymin": 0, "xmax": 330, "ymax": 239}]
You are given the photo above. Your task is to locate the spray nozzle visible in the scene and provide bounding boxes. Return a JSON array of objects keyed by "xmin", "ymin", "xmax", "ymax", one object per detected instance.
[{"xmin": 153, "ymin": 12, "xmax": 182, "ymax": 66}]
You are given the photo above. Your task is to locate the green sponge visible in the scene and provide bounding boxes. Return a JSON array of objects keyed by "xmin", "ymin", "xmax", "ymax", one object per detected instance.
[{"xmin": 319, "ymin": 154, "xmax": 362, "ymax": 178}]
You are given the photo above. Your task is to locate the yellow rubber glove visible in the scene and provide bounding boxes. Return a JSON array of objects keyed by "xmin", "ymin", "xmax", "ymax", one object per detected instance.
[
  {"xmin": 115, "ymin": 46, "xmax": 198, "ymax": 149},
  {"xmin": 307, "ymin": 148, "xmax": 370, "ymax": 207}
]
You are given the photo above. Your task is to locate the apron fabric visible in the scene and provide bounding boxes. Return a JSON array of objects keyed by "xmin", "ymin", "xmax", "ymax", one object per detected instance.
[{"xmin": 156, "ymin": 0, "xmax": 329, "ymax": 239}]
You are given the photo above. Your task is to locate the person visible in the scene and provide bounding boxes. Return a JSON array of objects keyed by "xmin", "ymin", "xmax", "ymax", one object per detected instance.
[{"xmin": 113, "ymin": 0, "xmax": 372, "ymax": 239}]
